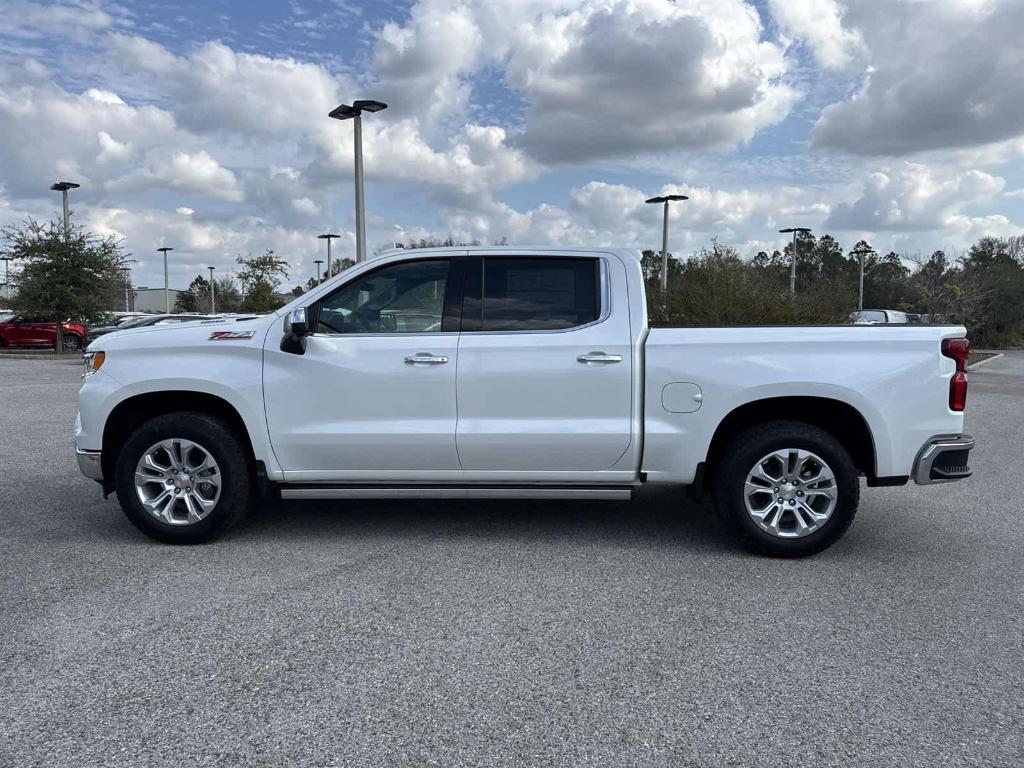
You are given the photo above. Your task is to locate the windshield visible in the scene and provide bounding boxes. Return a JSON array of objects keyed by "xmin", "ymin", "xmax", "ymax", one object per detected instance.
[
  {"xmin": 852, "ymin": 310, "xmax": 887, "ymax": 324},
  {"xmin": 118, "ymin": 315, "xmax": 164, "ymax": 328}
]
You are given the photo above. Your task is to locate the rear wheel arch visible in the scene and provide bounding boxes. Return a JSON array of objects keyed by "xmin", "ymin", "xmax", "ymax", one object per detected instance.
[
  {"xmin": 101, "ymin": 391, "xmax": 257, "ymax": 486},
  {"xmin": 703, "ymin": 396, "xmax": 877, "ymax": 488}
]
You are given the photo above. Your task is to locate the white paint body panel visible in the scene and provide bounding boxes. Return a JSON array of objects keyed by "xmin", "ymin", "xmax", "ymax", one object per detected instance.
[
  {"xmin": 642, "ymin": 325, "xmax": 965, "ymax": 483},
  {"xmin": 263, "ymin": 332, "xmax": 461, "ymax": 475},
  {"xmin": 455, "ymin": 252, "xmax": 634, "ymax": 472},
  {"xmin": 76, "ymin": 246, "xmax": 967, "ymax": 492}
]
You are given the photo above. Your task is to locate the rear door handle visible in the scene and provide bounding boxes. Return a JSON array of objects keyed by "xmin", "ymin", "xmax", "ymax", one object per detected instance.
[
  {"xmin": 404, "ymin": 353, "xmax": 449, "ymax": 365},
  {"xmin": 577, "ymin": 352, "xmax": 623, "ymax": 365}
]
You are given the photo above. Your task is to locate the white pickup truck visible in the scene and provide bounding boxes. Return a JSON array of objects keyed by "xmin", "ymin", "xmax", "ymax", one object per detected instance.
[{"xmin": 75, "ymin": 247, "xmax": 975, "ymax": 556}]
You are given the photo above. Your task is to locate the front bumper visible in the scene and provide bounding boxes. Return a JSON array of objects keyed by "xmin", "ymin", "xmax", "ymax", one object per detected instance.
[
  {"xmin": 76, "ymin": 448, "xmax": 103, "ymax": 482},
  {"xmin": 912, "ymin": 434, "xmax": 975, "ymax": 485}
]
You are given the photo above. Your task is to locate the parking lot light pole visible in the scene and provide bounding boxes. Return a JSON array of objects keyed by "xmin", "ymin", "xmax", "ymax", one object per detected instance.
[
  {"xmin": 314, "ymin": 259, "xmax": 324, "ymax": 284},
  {"xmin": 779, "ymin": 227, "xmax": 812, "ymax": 294},
  {"xmin": 1, "ymin": 256, "xmax": 11, "ymax": 301},
  {"xmin": 157, "ymin": 247, "xmax": 174, "ymax": 313},
  {"xmin": 645, "ymin": 194, "xmax": 688, "ymax": 292},
  {"xmin": 328, "ymin": 99, "xmax": 387, "ymax": 263},
  {"xmin": 851, "ymin": 246, "xmax": 876, "ymax": 311},
  {"xmin": 208, "ymin": 266, "xmax": 216, "ymax": 313},
  {"xmin": 121, "ymin": 259, "xmax": 138, "ymax": 312},
  {"xmin": 318, "ymin": 233, "xmax": 341, "ymax": 278},
  {"xmin": 50, "ymin": 181, "xmax": 80, "ymax": 240}
]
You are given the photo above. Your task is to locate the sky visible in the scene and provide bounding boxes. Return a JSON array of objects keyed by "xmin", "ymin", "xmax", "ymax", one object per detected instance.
[{"xmin": 1, "ymin": 0, "xmax": 1023, "ymax": 291}]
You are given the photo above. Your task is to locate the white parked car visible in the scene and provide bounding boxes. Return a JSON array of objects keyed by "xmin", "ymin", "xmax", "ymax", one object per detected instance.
[
  {"xmin": 851, "ymin": 309, "xmax": 910, "ymax": 324},
  {"xmin": 76, "ymin": 248, "xmax": 974, "ymax": 556}
]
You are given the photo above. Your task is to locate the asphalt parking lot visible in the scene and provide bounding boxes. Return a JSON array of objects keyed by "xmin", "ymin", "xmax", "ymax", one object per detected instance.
[{"xmin": 1, "ymin": 354, "xmax": 1022, "ymax": 767}]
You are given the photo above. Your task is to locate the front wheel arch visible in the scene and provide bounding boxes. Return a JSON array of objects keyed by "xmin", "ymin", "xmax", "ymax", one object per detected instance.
[{"xmin": 101, "ymin": 391, "xmax": 257, "ymax": 489}]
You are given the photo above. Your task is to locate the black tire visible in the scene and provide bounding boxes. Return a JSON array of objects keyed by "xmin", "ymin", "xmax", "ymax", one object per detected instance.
[
  {"xmin": 115, "ymin": 412, "xmax": 252, "ymax": 544},
  {"xmin": 711, "ymin": 420, "xmax": 860, "ymax": 558},
  {"xmin": 62, "ymin": 334, "xmax": 82, "ymax": 352}
]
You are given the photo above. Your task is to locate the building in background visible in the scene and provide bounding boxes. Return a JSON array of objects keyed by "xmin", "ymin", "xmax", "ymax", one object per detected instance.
[{"xmin": 132, "ymin": 287, "xmax": 185, "ymax": 313}]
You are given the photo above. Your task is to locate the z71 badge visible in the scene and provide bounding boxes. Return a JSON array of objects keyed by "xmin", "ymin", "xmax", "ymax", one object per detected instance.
[{"xmin": 208, "ymin": 330, "xmax": 256, "ymax": 340}]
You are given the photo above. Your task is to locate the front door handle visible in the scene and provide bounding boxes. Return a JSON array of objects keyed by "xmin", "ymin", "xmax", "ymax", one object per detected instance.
[
  {"xmin": 577, "ymin": 351, "xmax": 623, "ymax": 365},
  {"xmin": 404, "ymin": 353, "xmax": 449, "ymax": 365}
]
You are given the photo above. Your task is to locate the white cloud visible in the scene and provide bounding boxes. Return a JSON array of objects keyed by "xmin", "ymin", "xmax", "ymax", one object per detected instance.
[
  {"xmin": 826, "ymin": 163, "xmax": 1005, "ymax": 232},
  {"xmin": 86, "ymin": 205, "xmax": 352, "ymax": 290},
  {"xmin": 768, "ymin": 0, "xmax": 864, "ymax": 70},
  {"xmin": 0, "ymin": 80, "xmax": 179, "ymax": 196},
  {"xmin": 0, "ymin": 1, "xmax": 114, "ymax": 38},
  {"xmin": 290, "ymin": 197, "xmax": 320, "ymax": 216},
  {"xmin": 436, "ymin": 179, "xmax": 830, "ymax": 254},
  {"xmin": 511, "ymin": 0, "xmax": 798, "ymax": 162},
  {"xmin": 368, "ymin": 0, "xmax": 798, "ymax": 163},
  {"xmin": 811, "ymin": 0, "xmax": 1024, "ymax": 155},
  {"xmin": 371, "ymin": 0, "xmax": 484, "ymax": 124},
  {"xmin": 156, "ymin": 151, "xmax": 244, "ymax": 202}
]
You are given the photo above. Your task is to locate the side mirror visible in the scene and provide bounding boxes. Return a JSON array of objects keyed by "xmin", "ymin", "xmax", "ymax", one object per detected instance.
[
  {"xmin": 287, "ymin": 307, "xmax": 309, "ymax": 336},
  {"xmin": 281, "ymin": 307, "xmax": 310, "ymax": 355}
]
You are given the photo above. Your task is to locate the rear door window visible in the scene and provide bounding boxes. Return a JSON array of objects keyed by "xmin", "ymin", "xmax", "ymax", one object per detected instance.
[{"xmin": 478, "ymin": 257, "xmax": 599, "ymax": 332}]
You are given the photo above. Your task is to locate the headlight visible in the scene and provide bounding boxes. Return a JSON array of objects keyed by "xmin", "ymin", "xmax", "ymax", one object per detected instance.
[{"xmin": 82, "ymin": 351, "xmax": 105, "ymax": 378}]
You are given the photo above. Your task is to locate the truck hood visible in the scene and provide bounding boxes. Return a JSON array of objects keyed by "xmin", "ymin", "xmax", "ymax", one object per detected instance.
[{"xmin": 86, "ymin": 315, "xmax": 275, "ymax": 353}]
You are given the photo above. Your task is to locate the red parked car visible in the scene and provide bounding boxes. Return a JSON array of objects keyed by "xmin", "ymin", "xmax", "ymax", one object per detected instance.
[{"xmin": 0, "ymin": 315, "xmax": 89, "ymax": 351}]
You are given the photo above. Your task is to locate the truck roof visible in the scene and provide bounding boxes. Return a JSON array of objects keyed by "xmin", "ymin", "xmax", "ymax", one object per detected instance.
[{"xmin": 374, "ymin": 245, "xmax": 643, "ymax": 261}]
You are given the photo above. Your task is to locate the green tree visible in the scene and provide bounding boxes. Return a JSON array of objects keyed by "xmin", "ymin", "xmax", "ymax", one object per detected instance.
[
  {"xmin": 652, "ymin": 239, "xmax": 854, "ymax": 327},
  {"xmin": 213, "ymin": 277, "xmax": 243, "ymax": 313},
  {"xmin": 395, "ymin": 236, "xmax": 480, "ymax": 249},
  {"xmin": 640, "ymin": 248, "xmax": 684, "ymax": 287},
  {"xmin": 236, "ymin": 250, "xmax": 290, "ymax": 312},
  {"xmin": 1, "ymin": 218, "xmax": 128, "ymax": 350},
  {"xmin": 174, "ymin": 274, "xmax": 210, "ymax": 313},
  {"xmin": 325, "ymin": 257, "xmax": 356, "ymax": 278}
]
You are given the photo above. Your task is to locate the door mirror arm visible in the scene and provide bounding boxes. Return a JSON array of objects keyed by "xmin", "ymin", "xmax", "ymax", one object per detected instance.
[{"xmin": 281, "ymin": 307, "xmax": 310, "ymax": 355}]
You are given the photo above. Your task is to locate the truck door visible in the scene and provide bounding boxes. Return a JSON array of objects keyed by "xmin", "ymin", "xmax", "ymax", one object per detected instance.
[
  {"xmin": 455, "ymin": 254, "xmax": 634, "ymax": 472},
  {"xmin": 263, "ymin": 257, "xmax": 463, "ymax": 477}
]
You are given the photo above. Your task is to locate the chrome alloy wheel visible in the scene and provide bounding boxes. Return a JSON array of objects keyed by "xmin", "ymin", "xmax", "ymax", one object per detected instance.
[
  {"xmin": 134, "ymin": 439, "xmax": 222, "ymax": 525},
  {"xmin": 743, "ymin": 448, "xmax": 838, "ymax": 539}
]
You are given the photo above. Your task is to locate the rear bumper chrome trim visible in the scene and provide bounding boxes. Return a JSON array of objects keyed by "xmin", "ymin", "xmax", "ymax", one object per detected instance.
[
  {"xmin": 912, "ymin": 434, "xmax": 975, "ymax": 485},
  {"xmin": 76, "ymin": 448, "xmax": 103, "ymax": 482},
  {"xmin": 280, "ymin": 485, "xmax": 634, "ymax": 501}
]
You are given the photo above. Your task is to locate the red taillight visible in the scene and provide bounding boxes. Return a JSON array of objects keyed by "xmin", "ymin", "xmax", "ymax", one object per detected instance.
[
  {"xmin": 949, "ymin": 372, "xmax": 968, "ymax": 411},
  {"xmin": 941, "ymin": 338, "xmax": 970, "ymax": 411}
]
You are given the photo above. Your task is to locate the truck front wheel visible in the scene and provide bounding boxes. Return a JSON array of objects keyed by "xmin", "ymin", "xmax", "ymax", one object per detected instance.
[
  {"xmin": 115, "ymin": 412, "xmax": 253, "ymax": 544},
  {"xmin": 712, "ymin": 420, "xmax": 860, "ymax": 557}
]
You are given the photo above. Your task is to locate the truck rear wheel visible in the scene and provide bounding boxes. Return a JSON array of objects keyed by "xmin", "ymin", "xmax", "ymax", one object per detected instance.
[
  {"xmin": 115, "ymin": 412, "xmax": 252, "ymax": 544},
  {"xmin": 711, "ymin": 420, "xmax": 859, "ymax": 557}
]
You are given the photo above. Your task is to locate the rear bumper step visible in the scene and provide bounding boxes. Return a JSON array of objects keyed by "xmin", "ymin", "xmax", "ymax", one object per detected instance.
[
  {"xmin": 912, "ymin": 434, "xmax": 975, "ymax": 485},
  {"xmin": 279, "ymin": 485, "xmax": 635, "ymax": 501}
]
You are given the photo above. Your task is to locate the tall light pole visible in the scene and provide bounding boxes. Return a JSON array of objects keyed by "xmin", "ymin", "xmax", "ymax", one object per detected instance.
[
  {"xmin": 779, "ymin": 227, "xmax": 812, "ymax": 294},
  {"xmin": 1, "ymin": 256, "xmax": 11, "ymax": 302},
  {"xmin": 328, "ymin": 99, "xmax": 387, "ymax": 263},
  {"xmin": 157, "ymin": 247, "xmax": 174, "ymax": 313},
  {"xmin": 50, "ymin": 181, "xmax": 80, "ymax": 240},
  {"xmin": 121, "ymin": 259, "xmax": 138, "ymax": 312},
  {"xmin": 318, "ymin": 233, "xmax": 341, "ymax": 278},
  {"xmin": 208, "ymin": 266, "xmax": 216, "ymax": 313},
  {"xmin": 851, "ymin": 246, "xmax": 876, "ymax": 311},
  {"xmin": 314, "ymin": 259, "xmax": 324, "ymax": 284},
  {"xmin": 645, "ymin": 194, "xmax": 688, "ymax": 292}
]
